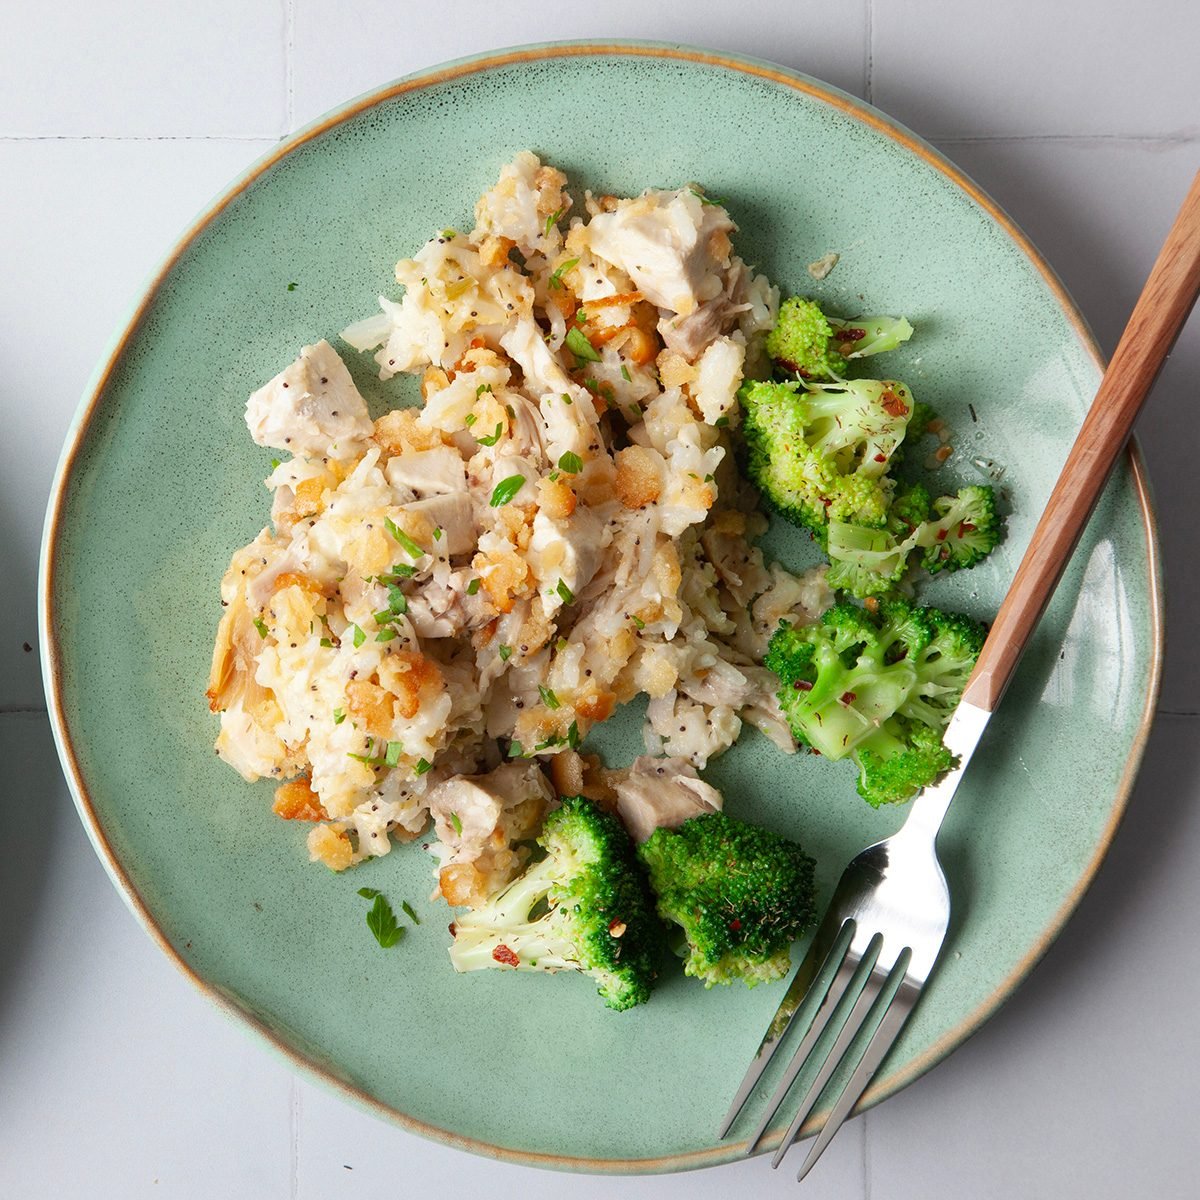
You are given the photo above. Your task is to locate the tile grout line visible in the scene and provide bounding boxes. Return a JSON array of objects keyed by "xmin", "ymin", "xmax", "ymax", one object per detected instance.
[
  {"xmin": 284, "ymin": 0, "xmax": 296, "ymax": 134},
  {"xmin": 864, "ymin": 0, "xmax": 874, "ymax": 105}
]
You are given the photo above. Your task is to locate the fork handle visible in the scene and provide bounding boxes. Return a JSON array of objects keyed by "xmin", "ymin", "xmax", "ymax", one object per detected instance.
[{"xmin": 961, "ymin": 170, "xmax": 1200, "ymax": 713}]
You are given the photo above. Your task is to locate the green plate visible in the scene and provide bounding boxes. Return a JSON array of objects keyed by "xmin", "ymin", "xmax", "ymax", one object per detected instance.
[{"xmin": 40, "ymin": 42, "xmax": 1162, "ymax": 1172}]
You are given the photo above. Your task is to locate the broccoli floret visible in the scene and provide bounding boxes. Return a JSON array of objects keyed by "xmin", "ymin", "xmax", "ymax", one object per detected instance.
[
  {"xmin": 825, "ymin": 484, "xmax": 1001, "ymax": 595},
  {"xmin": 766, "ymin": 297, "xmax": 913, "ymax": 380},
  {"xmin": 739, "ymin": 378, "xmax": 920, "ymax": 536},
  {"xmin": 766, "ymin": 598, "xmax": 986, "ymax": 803},
  {"xmin": 853, "ymin": 718, "xmax": 956, "ymax": 807},
  {"xmin": 637, "ymin": 811, "xmax": 816, "ymax": 988},
  {"xmin": 448, "ymin": 795, "xmax": 660, "ymax": 1011},
  {"xmin": 914, "ymin": 485, "xmax": 1001, "ymax": 573}
]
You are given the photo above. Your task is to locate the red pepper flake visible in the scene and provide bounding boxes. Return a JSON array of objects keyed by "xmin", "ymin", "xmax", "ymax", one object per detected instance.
[
  {"xmin": 840, "ymin": 327, "xmax": 867, "ymax": 342},
  {"xmin": 492, "ymin": 944, "xmax": 520, "ymax": 967},
  {"xmin": 840, "ymin": 691, "xmax": 857, "ymax": 705},
  {"xmin": 793, "ymin": 679, "xmax": 814, "ymax": 691},
  {"xmin": 873, "ymin": 453, "xmax": 887, "ymax": 463},
  {"xmin": 936, "ymin": 528, "xmax": 948, "ymax": 541},
  {"xmin": 880, "ymin": 389, "xmax": 910, "ymax": 418},
  {"xmin": 729, "ymin": 918, "xmax": 742, "ymax": 932}
]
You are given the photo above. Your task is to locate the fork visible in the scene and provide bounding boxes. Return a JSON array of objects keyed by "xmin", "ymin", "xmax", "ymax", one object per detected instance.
[{"xmin": 718, "ymin": 168, "xmax": 1200, "ymax": 1182}]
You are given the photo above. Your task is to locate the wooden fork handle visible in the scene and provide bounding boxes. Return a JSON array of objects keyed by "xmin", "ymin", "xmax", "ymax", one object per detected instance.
[{"xmin": 962, "ymin": 170, "xmax": 1200, "ymax": 713}]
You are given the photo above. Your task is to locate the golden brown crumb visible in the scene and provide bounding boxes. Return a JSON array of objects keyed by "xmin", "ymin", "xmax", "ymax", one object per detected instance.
[
  {"xmin": 307, "ymin": 824, "xmax": 354, "ymax": 871},
  {"xmin": 615, "ymin": 445, "xmax": 662, "ymax": 509},
  {"xmin": 378, "ymin": 650, "xmax": 444, "ymax": 720},
  {"xmin": 273, "ymin": 777, "xmax": 327, "ymax": 821},
  {"xmin": 372, "ymin": 408, "xmax": 444, "ymax": 457},
  {"xmin": 537, "ymin": 476, "xmax": 576, "ymax": 519},
  {"xmin": 345, "ymin": 679, "xmax": 395, "ymax": 739}
]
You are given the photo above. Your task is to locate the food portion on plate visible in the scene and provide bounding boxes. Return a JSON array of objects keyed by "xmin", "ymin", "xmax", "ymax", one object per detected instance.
[{"xmin": 206, "ymin": 152, "xmax": 1002, "ymax": 1009}]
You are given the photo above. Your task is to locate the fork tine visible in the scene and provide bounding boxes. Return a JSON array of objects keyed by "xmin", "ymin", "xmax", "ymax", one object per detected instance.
[
  {"xmin": 745, "ymin": 930, "xmax": 876, "ymax": 1155},
  {"xmin": 770, "ymin": 939, "xmax": 896, "ymax": 1169},
  {"xmin": 717, "ymin": 917, "xmax": 853, "ymax": 1140},
  {"xmin": 795, "ymin": 971, "xmax": 920, "ymax": 1182}
]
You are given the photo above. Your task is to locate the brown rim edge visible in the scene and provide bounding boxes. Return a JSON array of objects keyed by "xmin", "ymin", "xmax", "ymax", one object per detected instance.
[{"xmin": 40, "ymin": 40, "xmax": 1164, "ymax": 1175}]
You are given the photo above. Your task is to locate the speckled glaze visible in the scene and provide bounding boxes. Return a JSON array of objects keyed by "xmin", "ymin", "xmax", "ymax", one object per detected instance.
[{"xmin": 40, "ymin": 42, "xmax": 1161, "ymax": 1173}]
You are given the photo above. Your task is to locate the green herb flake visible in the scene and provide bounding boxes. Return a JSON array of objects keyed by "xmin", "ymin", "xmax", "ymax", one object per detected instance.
[
  {"xmin": 375, "ymin": 628, "xmax": 398, "ymax": 643},
  {"xmin": 506, "ymin": 741, "xmax": 524, "ymax": 758},
  {"xmin": 253, "ymin": 618, "xmax": 269, "ymax": 638},
  {"xmin": 401, "ymin": 901, "xmax": 420, "ymax": 924},
  {"xmin": 373, "ymin": 608, "xmax": 393, "ymax": 625},
  {"xmin": 440, "ymin": 228, "xmax": 458, "ymax": 239},
  {"xmin": 555, "ymin": 578, "xmax": 575, "ymax": 605},
  {"xmin": 475, "ymin": 383, "xmax": 492, "ymax": 398},
  {"xmin": 498, "ymin": 644, "xmax": 512, "ymax": 662},
  {"xmin": 558, "ymin": 451, "xmax": 583, "ymax": 474},
  {"xmin": 544, "ymin": 208, "xmax": 564, "ymax": 236},
  {"xmin": 575, "ymin": 308, "xmax": 587, "ymax": 325},
  {"xmin": 414, "ymin": 758, "xmax": 432, "ymax": 776},
  {"xmin": 631, "ymin": 615, "xmax": 646, "ymax": 630},
  {"xmin": 538, "ymin": 685, "xmax": 561, "ymax": 710},
  {"xmin": 351, "ymin": 625, "xmax": 366, "ymax": 648},
  {"xmin": 433, "ymin": 526, "xmax": 443, "ymax": 542},
  {"xmin": 319, "ymin": 637, "xmax": 333, "ymax": 648},
  {"xmin": 384, "ymin": 740, "xmax": 404, "ymax": 768},
  {"xmin": 567, "ymin": 720, "xmax": 580, "ymax": 749},
  {"xmin": 357, "ymin": 887, "xmax": 381, "ymax": 899},
  {"xmin": 464, "ymin": 413, "xmax": 477, "ymax": 427},
  {"xmin": 490, "ymin": 474, "xmax": 526, "ymax": 507},
  {"xmin": 476, "ymin": 422, "xmax": 505, "ymax": 447},
  {"xmin": 333, "ymin": 707, "xmax": 346, "ymax": 725},
  {"xmin": 555, "ymin": 637, "xmax": 568, "ymax": 652},
  {"xmin": 270, "ymin": 457, "xmax": 281, "ymax": 470},
  {"xmin": 466, "ymin": 578, "xmax": 481, "ymax": 596},
  {"xmin": 687, "ymin": 186, "xmax": 725, "ymax": 207},
  {"xmin": 365, "ymin": 893, "xmax": 404, "ymax": 948},
  {"xmin": 387, "ymin": 584, "xmax": 408, "ymax": 615},
  {"xmin": 286, "ymin": 281, "xmax": 297, "ymax": 292},
  {"xmin": 560, "ymin": 393, "xmax": 573, "ymax": 406},
  {"xmin": 384, "ymin": 516, "xmax": 424, "ymax": 559},
  {"xmin": 714, "ymin": 415, "xmax": 730, "ymax": 428},
  {"xmin": 548, "ymin": 257, "xmax": 579, "ymax": 290},
  {"xmin": 449, "ymin": 811, "xmax": 463, "ymax": 836},
  {"xmin": 565, "ymin": 326, "xmax": 601, "ymax": 363},
  {"xmin": 620, "ymin": 365, "xmax": 632, "ymax": 382}
]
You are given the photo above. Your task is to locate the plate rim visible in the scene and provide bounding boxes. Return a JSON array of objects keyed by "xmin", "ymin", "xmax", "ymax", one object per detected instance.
[{"xmin": 38, "ymin": 38, "xmax": 1164, "ymax": 1174}]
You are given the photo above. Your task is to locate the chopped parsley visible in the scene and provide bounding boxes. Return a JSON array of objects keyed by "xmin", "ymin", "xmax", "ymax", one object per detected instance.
[
  {"xmin": 357, "ymin": 887, "xmax": 380, "ymax": 899},
  {"xmin": 384, "ymin": 516, "xmax": 424, "ymax": 559},
  {"xmin": 476, "ymin": 422, "xmax": 504, "ymax": 446},
  {"xmin": 538, "ymin": 685, "xmax": 561, "ymax": 710},
  {"xmin": 433, "ymin": 526, "xmax": 442, "ymax": 542},
  {"xmin": 401, "ymin": 901, "xmax": 420, "ymax": 924},
  {"xmin": 687, "ymin": 186, "xmax": 725, "ymax": 206},
  {"xmin": 270, "ymin": 457, "xmax": 281, "ymax": 470},
  {"xmin": 565, "ymin": 326, "xmax": 601, "ymax": 363},
  {"xmin": 544, "ymin": 207, "xmax": 564, "ymax": 236},
  {"xmin": 351, "ymin": 625, "xmax": 366, "ymax": 648},
  {"xmin": 475, "ymin": 383, "xmax": 492, "ymax": 398},
  {"xmin": 490, "ymin": 474, "xmax": 526, "ymax": 507},
  {"xmin": 253, "ymin": 618, "xmax": 269, "ymax": 638},
  {"xmin": 364, "ymin": 893, "xmax": 403, "ymax": 948},
  {"xmin": 386, "ymin": 584, "xmax": 408, "ymax": 615},
  {"xmin": 631, "ymin": 615, "xmax": 646, "ymax": 630},
  {"xmin": 384, "ymin": 740, "xmax": 403, "ymax": 768},
  {"xmin": 286, "ymin": 281, "xmax": 298, "ymax": 291},
  {"xmin": 498, "ymin": 644, "xmax": 512, "ymax": 662},
  {"xmin": 620, "ymin": 364, "xmax": 632, "ymax": 382},
  {"xmin": 414, "ymin": 758, "xmax": 432, "ymax": 776},
  {"xmin": 375, "ymin": 628, "xmax": 398, "ymax": 642},
  {"xmin": 464, "ymin": 412, "xmax": 477, "ymax": 427},
  {"xmin": 319, "ymin": 637, "xmax": 333, "ymax": 648},
  {"xmin": 548, "ymin": 256, "xmax": 579, "ymax": 290},
  {"xmin": 333, "ymin": 707, "xmax": 346, "ymax": 725},
  {"xmin": 560, "ymin": 392, "xmax": 573, "ymax": 405},
  {"xmin": 555, "ymin": 578, "xmax": 575, "ymax": 605},
  {"xmin": 506, "ymin": 741, "xmax": 524, "ymax": 758},
  {"xmin": 558, "ymin": 451, "xmax": 583, "ymax": 473},
  {"xmin": 449, "ymin": 811, "xmax": 463, "ymax": 836},
  {"xmin": 466, "ymin": 578, "xmax": 481, "ymax": 596},
  {"xmin": 714, "ymin": 415, "xmax": 730, "ymax": 428},
  {"xmin": 567, "ymin": 720, "xmax": 580, "ymax": 749}
]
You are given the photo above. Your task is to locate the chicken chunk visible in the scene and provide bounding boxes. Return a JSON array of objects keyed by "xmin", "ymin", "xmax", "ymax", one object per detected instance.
[
  {"xmin": 384, "ymin": 446, "xmax": 468, "ymax": 497},
  {"xmin": 613, "ymin": 755, "xmax": 723, "ymax": 843},
  {"xmin": 245, "ymin": 340, "xmax": 373, "ymax": 460},
  {"xmin": 586, "ymin": 188, "xmax": 736, "ymax": 317}
]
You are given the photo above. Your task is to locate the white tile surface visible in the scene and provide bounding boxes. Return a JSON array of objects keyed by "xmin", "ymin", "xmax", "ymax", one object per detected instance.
[
  {"xmin": 3, "ymin": 2, "xmax": 1199, "ymax": 1198},
  {"xmin": 0, "ymin": 136, "xmax": 275, "ymax": 709},
  {"xmin": 871, "ymin": 0, "xmax": 1200, "ymax": 138},
  {"xmin": 0, "ymin": 3, "xmax": 287, "ymax": 136},
  {"xmin": 0, "ymin": 712, "xmax": 296, "ymax": 1200},
  {"xmin": 293, "ymin": 1079, "xmax": 865, "ymax": 1198},
  {"xmin": 288, "ymin": 0, "xmax": 869, "ymax": 129}
]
